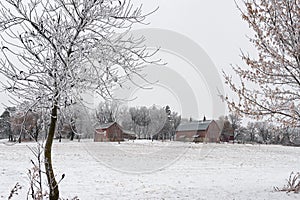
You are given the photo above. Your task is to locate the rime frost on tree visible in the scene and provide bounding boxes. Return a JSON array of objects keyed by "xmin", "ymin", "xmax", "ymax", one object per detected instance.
[
  {"xmin": 224, "ymin": 0, "xmax": 300, "ymax": 126},
  {"xmin": 0, "ymin": 0, "xmax": 160, "ymax": 199}
]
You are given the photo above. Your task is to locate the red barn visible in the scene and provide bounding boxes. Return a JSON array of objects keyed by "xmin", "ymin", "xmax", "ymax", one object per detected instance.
[
  {"xmin": 94, "ymin": 122, "xmax": 124, "ymax": 142},
  {"xmin": 176, "ymin": 120, "xmax": 220, "ymax": 143}
]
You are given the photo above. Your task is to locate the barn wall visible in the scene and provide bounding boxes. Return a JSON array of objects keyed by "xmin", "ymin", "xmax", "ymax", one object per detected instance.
[
  {"xmin": 195, "ymin": 131, "xmax": 206, "ymax": 142},
  {"xmin": 94, "ymin": 123, "xmax": 125, "ymax": 142},
  {"xmin": 206, "ymin": 121, "xmax": 220, "ymax": 142},
  {"xmin": 106, "ymin": 123, "xmax": 124, "ymax": 142},
  {"xmin": 176, "ymin": 130, "xmax": 198, "ymax": 142},
  {"xmin": 94, "ymin": 129, "xmax": 108, "ymax": 142}
]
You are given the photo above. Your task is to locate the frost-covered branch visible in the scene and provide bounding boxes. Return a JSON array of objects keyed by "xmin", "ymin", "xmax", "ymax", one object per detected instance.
[
  {"xmin": 224, "ymin": 0, "xmax": 300, "ymax": 126},
  {"xmin": 0, "ymin": 0, "xmax": 160, "ymax": 199}
]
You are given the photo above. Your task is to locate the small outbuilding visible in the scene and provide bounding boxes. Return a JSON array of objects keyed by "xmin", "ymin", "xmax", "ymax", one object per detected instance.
[
  {"xmin": 94, "ymin": 122, "xmax": 124, "ymax": 142},
  {"xmin": 123, "ymin": 130, "xmax": 137, "ymax": 140},
  {"xmin": 176, "ymin": 120, "xmax": 220, "ymax": 143}
]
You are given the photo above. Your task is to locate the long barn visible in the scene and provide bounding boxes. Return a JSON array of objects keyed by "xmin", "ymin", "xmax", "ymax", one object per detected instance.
[{"xmin": 176, "ymin": 120, "xmax": 220, "ymax": 143}]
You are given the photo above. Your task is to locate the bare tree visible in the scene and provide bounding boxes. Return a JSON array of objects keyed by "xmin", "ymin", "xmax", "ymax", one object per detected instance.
[
  {"xmin": 228, "ymin": 113, "xmax": 242, "ymax": 143},
  {"xmin": 11, "ymin": 108, "xmax": 40, "ymax": 142},
  {"xmin": 0, "ymin": 107, "xmax": 14, "ymax": 141},
  {"xmin": 129, "ymin": 106, "xmax": 151, "ymax": 139},
  {"xmin": 148, "ymin": 106, "xmax": 166, "ymax": 140},
  {"xmin": 0, "ymin": 0, "xmax": 159, "ymax": 199},
  {"xmin": 255, "ymin": 121, "xmax": 271, "ymax": 143},
  {"xmin": 223, "ymin": 0, "xmax": 300, "ymax": 126},
  {"xmin": 72, "ymin": 105, "xmax": 94, "ymax": 140},
  {"xmin": 95, "ymin": 100, "xmax": 119, "ymax": 124},
  {"xmin": 246, "ymin": 122, "xmax": 257, "ymax": 143},
  {"xmin": 119, "ymin": 105, "xmax": 179, "ymax": 140}
]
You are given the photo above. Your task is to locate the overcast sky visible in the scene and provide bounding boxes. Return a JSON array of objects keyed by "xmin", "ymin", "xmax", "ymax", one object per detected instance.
[
  {"xmin": 124, "ymin": 0, "xmax": 254, "ymax": 119},
  {"xmin": 0, "ymin": 0, "xmax": 254, "ymax": 120},
  {"xmin": 132, "ymin": 0, "xmax": 254, "ymax": 64}
]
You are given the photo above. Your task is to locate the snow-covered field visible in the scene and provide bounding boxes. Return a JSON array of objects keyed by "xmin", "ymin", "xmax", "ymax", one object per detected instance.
[{"xmin": 1, "ymin": 140, "xmax": 300, "ymax": 200}]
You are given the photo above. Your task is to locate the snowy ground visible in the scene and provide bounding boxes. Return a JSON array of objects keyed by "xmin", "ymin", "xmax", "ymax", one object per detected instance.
[{"xmin": 1, "ymin": 139, "xmax": 300, "ymax": 200}]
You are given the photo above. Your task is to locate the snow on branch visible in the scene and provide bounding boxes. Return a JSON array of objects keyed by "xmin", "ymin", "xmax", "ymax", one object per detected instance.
[{"xmin": 0, "ymin": 0, "xmax": 161, "ymax": 112}]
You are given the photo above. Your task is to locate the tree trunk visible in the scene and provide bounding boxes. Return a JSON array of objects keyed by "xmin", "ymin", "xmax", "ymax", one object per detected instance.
[
  {"xmin": 44, "ymin": 103, "xmax": 59, "ymax": 200},
  {"xmin": 70, "ymin": 131, "xmax": 74, "ymax": 141}
]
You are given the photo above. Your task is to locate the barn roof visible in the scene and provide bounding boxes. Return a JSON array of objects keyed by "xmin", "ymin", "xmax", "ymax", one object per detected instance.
[
  {"xmin": 123, "ymin": 129, "xmax": 136, "ymax": 135},
  {"xmin": 176, "ymin": 120, "xmax": 212, "ymax": 132},
  {"xmin": 96, "ymin": 122, "xmax": 116, "ymax": 130}
]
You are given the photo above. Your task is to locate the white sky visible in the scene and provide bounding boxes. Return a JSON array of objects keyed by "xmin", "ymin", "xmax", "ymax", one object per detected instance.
[
  {"xmin": 0, "ymin": 0, "xmax": 255, "ymax": 120},
  {"xmin": 125, "ymin": 0, "xmax": 254, "ymax": 119},
  {"xmin": 132, "ymin": 0, "xmax": 254, "ymax": 62}
]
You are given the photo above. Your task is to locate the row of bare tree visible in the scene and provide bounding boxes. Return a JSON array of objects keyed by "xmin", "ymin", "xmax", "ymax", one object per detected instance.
[
  {"xmin": 0, "ymin": 106, "xmax": 42, "ymax": 142},
  {"xmin": 0, "ymin": 100, "xmax": 182, "ymax": 143},
  {"xmin": 94, "ymin": 101, "xmax": 181, "ymax": 140},
  {"xmin": 218, "ymin": 113, "xmax": 300, "ymax": 145},
  {"xmin": 0, "ymin": 103, "xmax": 91, "ymax": 142}
]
